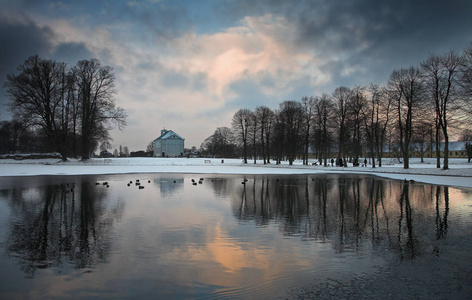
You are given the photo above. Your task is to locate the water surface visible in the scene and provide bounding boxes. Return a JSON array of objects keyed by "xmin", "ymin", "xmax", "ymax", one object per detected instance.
[{"xmin": 0, "ymin": 174, "xmax": 471, "ymax": 299}]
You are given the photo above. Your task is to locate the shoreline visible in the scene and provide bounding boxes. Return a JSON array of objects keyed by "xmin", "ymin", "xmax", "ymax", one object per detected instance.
[{"xmin": 1, "ymin": 157, "xmax": 472, "ymax": 188}]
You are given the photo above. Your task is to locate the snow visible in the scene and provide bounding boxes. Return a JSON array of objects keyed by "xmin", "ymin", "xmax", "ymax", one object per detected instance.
[{"xmin": 0, "ymin": 157, "xmax": 471, "ymax": 188}]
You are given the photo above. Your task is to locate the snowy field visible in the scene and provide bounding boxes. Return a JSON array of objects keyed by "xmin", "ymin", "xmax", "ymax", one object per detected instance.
[{"xmin": 1, "ymin": 157, "xmax": 471, "ymax": 188}]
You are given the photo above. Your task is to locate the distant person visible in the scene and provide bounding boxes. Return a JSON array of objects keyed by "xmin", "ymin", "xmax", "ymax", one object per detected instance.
[
  {"xmin": 331, "ymin": 158, "xmax": 334, "ymax": 166},
  {"xmin": 364, "ymin": 158, "xmax": 368, "ymax": 167}
]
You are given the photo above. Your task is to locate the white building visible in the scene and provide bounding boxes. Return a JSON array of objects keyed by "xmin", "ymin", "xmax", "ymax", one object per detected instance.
[{"xmin": 153, "ymin": 129, "xmax": 185, "ymax": 157}]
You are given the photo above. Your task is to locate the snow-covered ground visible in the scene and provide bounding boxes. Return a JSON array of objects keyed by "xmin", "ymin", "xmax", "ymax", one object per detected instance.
[{"xmin": 1, "ymin": 157, "xmax": 471, "ymax": 188}]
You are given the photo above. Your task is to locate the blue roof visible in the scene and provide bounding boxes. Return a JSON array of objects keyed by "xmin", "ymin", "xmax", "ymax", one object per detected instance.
[{"xmin": 154, "ymin": 130, "xmax": 184, "ymax": 141}]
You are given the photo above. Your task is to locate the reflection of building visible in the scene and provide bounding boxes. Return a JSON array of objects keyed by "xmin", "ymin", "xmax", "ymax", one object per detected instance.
[
  {"xmin": 153, "ymin": 178, "xmax": 184, "ymax": 195},
  {"xmin": 153, "ymin": 129, "xmax": 184, "ymax": 157}
]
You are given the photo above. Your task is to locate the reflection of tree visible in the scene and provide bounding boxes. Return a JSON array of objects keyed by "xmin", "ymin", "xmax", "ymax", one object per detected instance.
[
  {"xmin": 397, "ymin": 183, "xmax": 415, "ymax": 259},
  {"xmin": 257, "ymin": 179, "xmax": 272, "ymax": 226},
  {"xmin": 208, "ymin": 177, "xmax": 234, "ymax": 198},
  {"xmin": 435, "ymin": 186, "xmax": 449, "ymax": 240},
  {"xmin": 5, "ymin": 180, "xmax": 123, "ymax": 277},
  {"xmin": 223, "ymin": 174, "xmax": 451, "ymax": 259}
]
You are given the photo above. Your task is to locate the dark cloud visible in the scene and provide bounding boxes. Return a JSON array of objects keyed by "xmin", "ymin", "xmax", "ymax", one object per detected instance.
[
  {"xmin": 219, "ymin": 0, "xmax": 472, "ymax": 88},
  {"xmin": 301, "ymin": 0, "xmax": 472, "ymax": 55},
  {"xmin": 0, "ymin": 19, "xmax": 53, "ymax": 72},
  {"xmin": 0, "ymin": 17, "xmax": 96, "ymax": 120},
  {"xmin": 220, "ymin": 0, "xmax": 472, "ymax": 51},
  {"xmin": 0, "ymin": 18, "xmax": 55, "ymax": 119},
  {"xmin": 51, "ymin": 42, "xmax": 93, "ymax": 64},
  {"xmin": 117, "ymin": 1, "xmax": 192, "ymax": 44}
]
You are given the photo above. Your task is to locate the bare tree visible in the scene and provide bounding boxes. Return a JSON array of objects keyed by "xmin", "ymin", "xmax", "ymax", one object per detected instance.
[
  {"xmin": 146, "ymin": 142, "xmax": 154, "ymax": 154},
  {"xmin": 5, "ymin": 56, "xmax": 71, "ymax": 160},
  {"xmin": 421, "ymin": 51, "xmax": 462, "ymax": 169},
  {"xmin": 312, "ymin": 95, "xmax": 334, "ymax": 166},
  {"xmin": 375, "ymin": 87, "xmax": 394, "ymax": 167},
  {"xmin": 231, "ymin": 109, "xmax": 252, "ymax": 163},
  {"xmin": 412, "ymin": 119, "xmax": 433, "ymax": 163},
  {"xmin": 459, "ymin": 129, "xmax": 472, "ymax": 141},
  {"xmin": 458, "ymin": 43, "xmax": 472, "ymax": 133},
  {"xmin": 249, "ymin": 112, "xmax": 259, "ymax": 163},
  {"xmin": 202, "ymin": 127, "xmax": 235, "ymax": 158},
  {"xmin": 465, "ymin": 143, "xmax": 472, "ymax": 163},
  {"xmin": 350, "ymin": 86, "xmax": 366, "ymax": 164},
  {"xmin": 74, "ymin": 58, "xmax": 126, "ymax": 160},
  {"xmin": 361, "ymin": 85, "xmax": 379, "ymax": 167},
  {"xmin": 123, "ymin": 146, "xmax": 129, "ymax": 156},
  {"xmin": 278, "ymin": 101, "xmax": 304, "ymax": 165},
  {"xmin": 388, "ymin": 67, "xmax": 425, "ymax": 169},
  {"xmin": 100, "ymin": 141, "xmax": 112, "ymax": 153},
  {"xmin": 301, "ymin": 96, "xmax": 315, "ymax": 165},
  {"xmin": 255, "ymin": 106, "xmax": 274, "ymax": 164},
  {"xmin": 272, "ymin": 109, "xmax": 284, "ymax": 164},
  {"xmin": 0, "ymin": 120, "xmax": 35, "ymax": 154},
  {"xmin": 332, "ymin": 86, "xmax": 352, "ymax": 166}
]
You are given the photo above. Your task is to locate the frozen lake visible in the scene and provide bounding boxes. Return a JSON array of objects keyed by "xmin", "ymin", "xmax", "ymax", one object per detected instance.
[{"xmin": 0, "ymin": 173, "xmax": 471, "ymax": 299}]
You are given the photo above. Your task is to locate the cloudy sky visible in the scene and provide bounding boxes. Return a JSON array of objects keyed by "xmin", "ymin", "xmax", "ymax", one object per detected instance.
[{"xmin": 1, "ymin": 0, "xmax": 471, "ymax": 151}]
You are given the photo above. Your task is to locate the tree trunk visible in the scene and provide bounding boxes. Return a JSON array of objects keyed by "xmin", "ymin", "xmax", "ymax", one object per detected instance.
[
  {"xmin": 436, "ymin": 126, "xmax": 441, "ymax": 168},
  {"xmin": 443, "ymin": 128, "xmax": 449, "ymax": 170}
]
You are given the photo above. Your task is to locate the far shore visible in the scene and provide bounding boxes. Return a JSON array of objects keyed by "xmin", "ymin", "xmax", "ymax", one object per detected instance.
[{"xmin": 1, "ymin": 157, "xmax": 471, "ymax": 188}]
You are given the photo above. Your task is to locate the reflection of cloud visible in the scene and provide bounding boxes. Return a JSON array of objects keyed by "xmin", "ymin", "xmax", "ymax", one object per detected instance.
[
  {"xmin": 206, "ymin": 225, "xmax": 270, "ymax": 274},
  {"xmin": 157, "ymin": 220, "xmax": 310, "ymax": 291}
]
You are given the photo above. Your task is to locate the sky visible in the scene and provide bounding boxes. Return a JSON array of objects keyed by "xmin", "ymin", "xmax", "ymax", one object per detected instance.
[{"xmin": 1, "ymin": 0, "xmax": 472, "ymax": 151}]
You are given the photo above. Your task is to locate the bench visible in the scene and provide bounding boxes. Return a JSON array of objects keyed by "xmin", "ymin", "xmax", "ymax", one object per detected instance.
[{"xmin": 204, "ymin": 160, "xmax": 211, "ymax": 163}]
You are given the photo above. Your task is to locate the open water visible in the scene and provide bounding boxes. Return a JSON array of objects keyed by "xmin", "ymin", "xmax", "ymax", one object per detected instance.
[{"xmin": 0, "ymin": 173, "xmax": 471, "ymax": 299}]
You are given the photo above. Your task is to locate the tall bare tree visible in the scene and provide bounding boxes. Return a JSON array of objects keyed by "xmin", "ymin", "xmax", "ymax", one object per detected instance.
[
  {"xmin": 312, "ymin": 94, "xmax": 334, "ymax": 166},
  {"xmin": 388, "ymin": 67, "xmax": 424, "ymax": 169},
  {"xmin": 459, "ymin": 43, "xmax": 472, "ymax": 126},
  {"xmin": 203, "ymin": 127, "xmax": 235, "ymax": 158},
  {"xmin": 5, "ymin": 56, "xmax": 71, "ymax": 160},
  {"xmin": 231, "ymin": 109, "xmax": 252, "ymax": 163},
  {"xmin": 332, "ymin": 86, "xmax": 352, "ymax": 166},
  {"xmin": 74, "ymin": 59, "xmax": 126, "ymax": 159},
  {"xmin": 361, "ymin": 85, "xmax": 379, "ymax": 167},
  {"xmin": 249, "ymin": 111, "xmax": 259, "ymax": 164},
  {"xmin": 350, "ymin": 86, "xmax": 366, "ymax": 163},
  {"xmin": 255, "ymin": 106, "xmax": 274, "ymax": 164},
  {"xmin": 279, "ymin": 101, "xmax": 304, "ymax": 165},
  {"xmin": 301, "ymin": 96, "xmax": 315, "ymax": 165},
  {"xmin": 421, "ymin": 51, "xmax": 462, "ymax": 169},
  {"xmin": 375, "ymin": 87, "xmax": 394, "ymax": 167}
]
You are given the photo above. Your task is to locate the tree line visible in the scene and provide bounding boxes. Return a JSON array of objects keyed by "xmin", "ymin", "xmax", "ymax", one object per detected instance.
[
  {"xmin": 201, "ymin": 43, "xmax": 472, "ymax": 169},
  {"xmin": 1, "ymin": 55, "xmax": 127, "ymax": 160}
]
